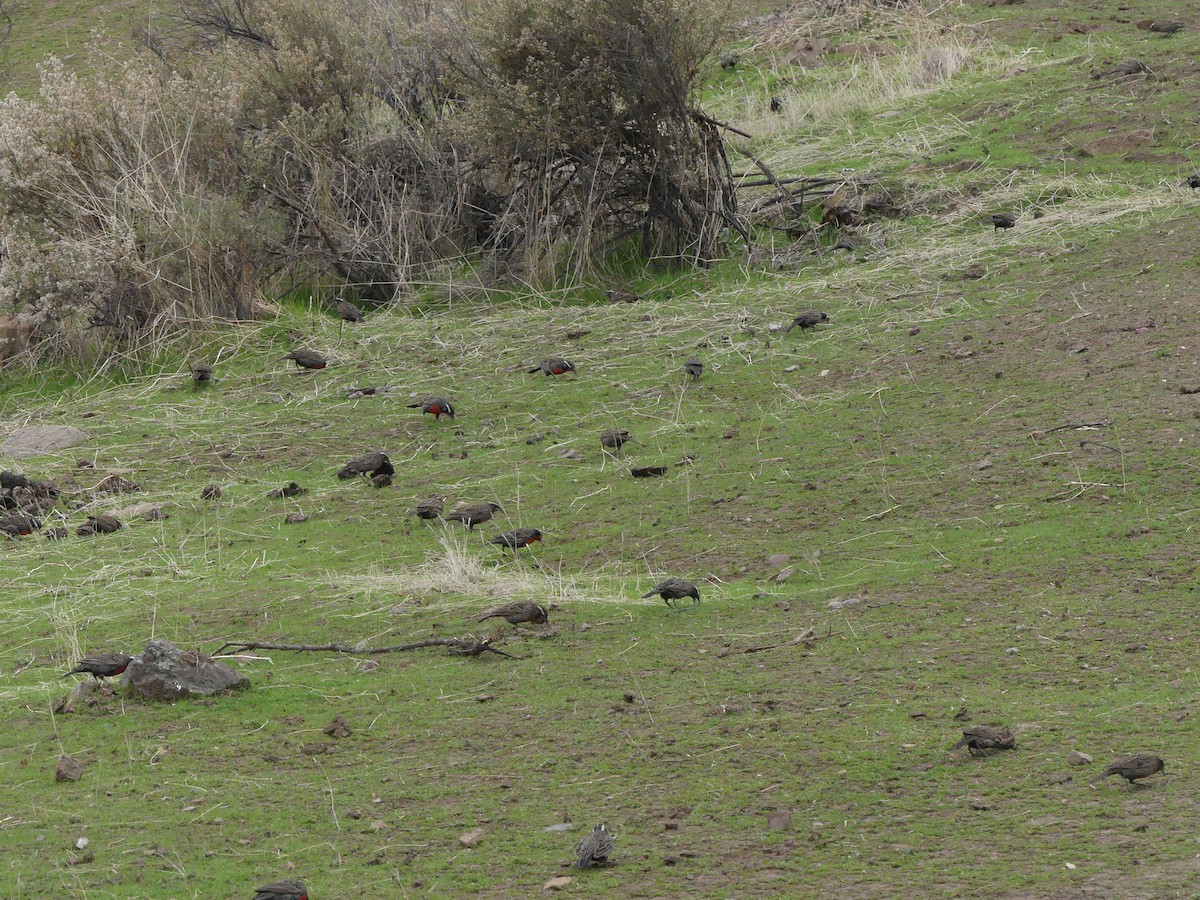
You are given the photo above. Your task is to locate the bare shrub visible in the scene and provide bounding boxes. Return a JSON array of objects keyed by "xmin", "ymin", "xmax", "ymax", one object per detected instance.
[
  {"xmin": 444, "ymin": 0, "xmax": 741, "ymax": 278},
  {"xmin": 0, "ymin": 0, "xmax": 740, "ymax": 363}
]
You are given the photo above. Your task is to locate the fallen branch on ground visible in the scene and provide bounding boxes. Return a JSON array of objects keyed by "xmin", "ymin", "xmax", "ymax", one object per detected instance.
[{"xmin": 212, "ymin": 638, "xmax": 524, "ymax": 660}]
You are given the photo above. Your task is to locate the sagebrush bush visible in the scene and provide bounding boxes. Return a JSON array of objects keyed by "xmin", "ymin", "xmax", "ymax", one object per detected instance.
[{"xmin": 0, "ymin": 0, "xmax": 736, "ymax": 364}]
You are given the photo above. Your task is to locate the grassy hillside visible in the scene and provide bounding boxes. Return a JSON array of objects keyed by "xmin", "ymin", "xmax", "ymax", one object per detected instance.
[
  {"xmin": 0, "ymin": 0, "xmax": 159, "ymax": 96},
  {"xmin": 3, "ymin": 0, "xmax": 1200, "ymax": 896}
]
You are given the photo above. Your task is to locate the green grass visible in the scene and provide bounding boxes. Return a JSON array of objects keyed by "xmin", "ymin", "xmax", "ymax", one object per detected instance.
[{"xmin": 4, "ymin": 0, "xmax": 1200, "ymax": 896}]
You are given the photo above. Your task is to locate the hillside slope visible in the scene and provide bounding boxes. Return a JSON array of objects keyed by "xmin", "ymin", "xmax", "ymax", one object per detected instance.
[{"xmin": 2, "ymin": 1, "xmax": 1200, "ymax": 896}]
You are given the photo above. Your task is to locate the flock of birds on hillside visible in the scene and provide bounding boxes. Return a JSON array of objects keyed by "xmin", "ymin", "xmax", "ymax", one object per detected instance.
[{"xmin": 33, "ymin": 267, "xmax": 1173, "ymax": 892}]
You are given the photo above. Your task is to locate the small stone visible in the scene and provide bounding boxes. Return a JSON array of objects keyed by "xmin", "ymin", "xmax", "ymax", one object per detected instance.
[
  {"xmin": 662, "ymin": 820, "xmax": 680, "ymax": 831},
  {"xmin": 1005, "ymin": 647, "xmax": 1019, "ymax": 654},
  {"xmin": 559, "ymin": 449, "xmax": 584, "ymax": 460},
  {"xmin": 969, "ymin": 798, "xmax": 991, "ymax": 811},
  {"xmin": 200, "ymin": 484, "xmax": 221, "ymax": 500},
  {"xmin": 543, "ymin": 876, "xmax": 573, "ymax": 891},
  {"xmin": 766, "ymin": 553, "xmax": 790, "ymax": 568},
  {"xmin": 975, "ymin": 457, "xmax": 993, "ymax": 471},
  {"xmin": 459, "ymin": 828, "xmax": 485, "ymax": 848},
  {"xmin": 75, "ymin": 837, "xmax": 89, "ymax": 850},
  {"xmin": 1067, "ymin": 750, "xmax": 1093, "ymax": 767},
  {"xmin": 55, "ymin": 755, "xmax": 85, "ymax": 782},
  {"xmin": 371, "ymin": 820, "xmax": 386, "ymax": 833},
  {"xmin": 774, "ymin": 567, "xmax": 794, "ymax": 583},
  {"xmin": 526, "ymin": 434, "xmax": 545, "ymax": 445},
  {"xmin": 284, "ymin": 512, "xmax": 308, "ymax": 524},
  {"xmin": 952, "ymin": 348, "xmax": 975, "ymax": 359},
  {"xmin": 323, "ymin": 716, "xmax": 352, "ymax": 739},
  {"xmin": 767, "ymin": 810, "xmax": 791, "ymax": 831},
  {"xmin": 783, "ymin": 365, "xmax": 799, "ymax": 373}
]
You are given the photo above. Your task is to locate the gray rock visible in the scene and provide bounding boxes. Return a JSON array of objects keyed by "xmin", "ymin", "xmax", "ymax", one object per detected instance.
[
  {"xmin": 3, "ymin": 426, "xmax": 89, "ymax": 459},
  {"xmin": 1067, "ymin": 750, "xmax": 1093, "ymax": 767},
  {"xmin": 123, "ymin": 639, "xmax": 248, "ymax": 701},
  {"xmin": 55, "ymin": 754, "xmax": 85, "ymax": 782}
]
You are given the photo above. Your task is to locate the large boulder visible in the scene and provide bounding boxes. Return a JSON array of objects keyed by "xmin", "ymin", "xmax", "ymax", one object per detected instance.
[
  {"xmin": 124, "ymin": 639, "xmax": 248, "ymax": 701},
  {"xmin": 2, "ymin": 425, "xmax": 89, "ymax": 459}
]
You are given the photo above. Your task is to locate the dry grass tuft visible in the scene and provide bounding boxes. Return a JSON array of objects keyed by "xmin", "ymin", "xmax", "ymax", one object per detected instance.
[{"xmin": 330, "ymin": 531, "xmax": 648, "ymax": 612}]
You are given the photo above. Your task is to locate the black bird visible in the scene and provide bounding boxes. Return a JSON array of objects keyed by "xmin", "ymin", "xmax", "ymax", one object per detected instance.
[
  {"xmin": 603, "ymin": 289, "xmax": 642, "ymax": 304},
  {"xmin": 489, "ymin": 527, "xmax": 543, "ymax": 551},
  {"xmin": 337, "ymin": 451, "xmax": 394, "ymax": 480},
  {"xmin": 574, "ymin": 824, "xmax": 615, "ymax": 869},
  {"xmin": 951, "ymin": 725, "xmax": 1015, "ymax": 756},
  {"xmin": 682, "ymin": 358, "xmax": 703, "ymax": 381},
  {"xmin": 61, "ymin": 653, "xmax": 133, "ymax": 680},
  {"xmin": 407, "ymin": 397, "xmax": 455, "ymax": 419},
  {"xmin": 719, "ymin": 54, "xmax": 738, "ymax": 70},
  {"xmin": 1090, "ymin": 753, "xmax": 1165, "ymax": 785},
  {"xmin": 447, "ymin": 501, "xmax": 502, "ymax": 530},
  {"xmin": 991, "ymin": 212, "xmax": 1016, "ymax": 231},
  {"xmin": 1145, "ymin": 19, "xmax": 1184, "ymax": 34},
  {"xmin": 769, "ymin": 97, "xmax": 783, "ymax": 113},
  {"xmin": 282, "ymin": 349, "xmax": 327, "ymax": 370},
  {"xmin": 641, "ymin": 577, "xmax": 700, "ymax": 608},
  {"xmin": 413, "ymin": 496, "xmax": 444, "ymax": 520},
  {"xmin": 529, "ymin": 357, "xmax": 576, "ymax": 376},
  {"xmin": 0, "ymin": 512, "xmax": 40, "ymax": 537},
  {"xmin": 191, "ymin": 363, "xmax": 213, "ymax": 383},
  {"xmin": 1186, "ymin": 173, "xmax": 1200, "ymax": 189},
  {"xmin": 336, "ymin": 298, "xmax": 365, "ymax": 323},
  {"xmin": 84, "ymin": 514, "xmax": 122, "ymax": 534},
  {"xmin": 253, "ymin": 880, "xmax": 308, "ymax": 900},
  {"xmin": 784, "ymin": 310, "xmax": 829, "ymax": 333},
  {"xmin": 478, "ymin": 600, "xmax": 548, "ymax": 626},
  {"xmin": 600, "ymin": 428, "xmax": 633, "ymax": 451}
]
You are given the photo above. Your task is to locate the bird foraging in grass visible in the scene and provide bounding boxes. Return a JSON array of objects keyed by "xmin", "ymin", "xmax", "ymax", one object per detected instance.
[
  {"xmin": 603, "ymin": 289, "xmax": 642, "ymax": 304},
  {"xmin": 335, "ymin": 298, "xmax": 364, "ymax": 323},
  {"xmin": 407, "ymin": 397, "xmax": 455, "ymax": 419},
  {"xmin": 1090, "ymin": 753, "xmax": 1165, "ymax": 786},
  {"xmin": 574, "ymin": 823, "xmax": 615, "ymax": 868},
  {"xmin": 477, "ymin": 600, "xmax": 548, "ymax": 627},
  {"xmin": 447, "ymin": 501, "xmax": 502, "ymax": 530},
  {"xmin": 641, "ymin": 577, "xmax": 700, "ymax": 608},
  {"xmin": 529, "ymin": 357, "xmax": 576, "ymax": 376},
  {"xmin": 682, "ymin": 358, "xmax": 703, "ymax": 381},
  {"xmin": 337, "ymin": 451, "xmax": 394, "ymax": 480},
  {"xmin": 951, "ymin": 725, "xmax": 1015, "ymax": 756},
  {"xmin": 413, "ymin": 496, "xmax": 444, "ymax": 520},
  {"xmin": 784, "ymin": 310, "xmax": 829, "ymax": 333},
  {"xmin": 489, "ymin": 528, "xmax": 542, "ymax": 551},
  {"xmin": 1186, "ymin": 173, "xmax": 1200, "ymax": 189},
  {"xmin": 282, "ymin": 349, "xmax": 327, "ymax": 370},
  {"xmin": 253, "ymin": 880, "xmax": 308, "ymax": 900},
  {"xmin": 191, "ymin": 363, "xmax": 213, "ymax": 383},
  {"xmin": 991, "ymin": 212, "xmax": 1016, "ymax": 231},
  {"xmin": 0, "ymin": 512, "xmax": 40, "ymax": 537},
  {"xmin": 62, "ymin": 653, "xmax": 133, "ymax": 681},
  {"xmin": 79, "ymin": 514, "xmax": 122, "ymax": 536},
  {"xmin": 600, "ymin": 428, "xmax": 633, "ymax": 452}
]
